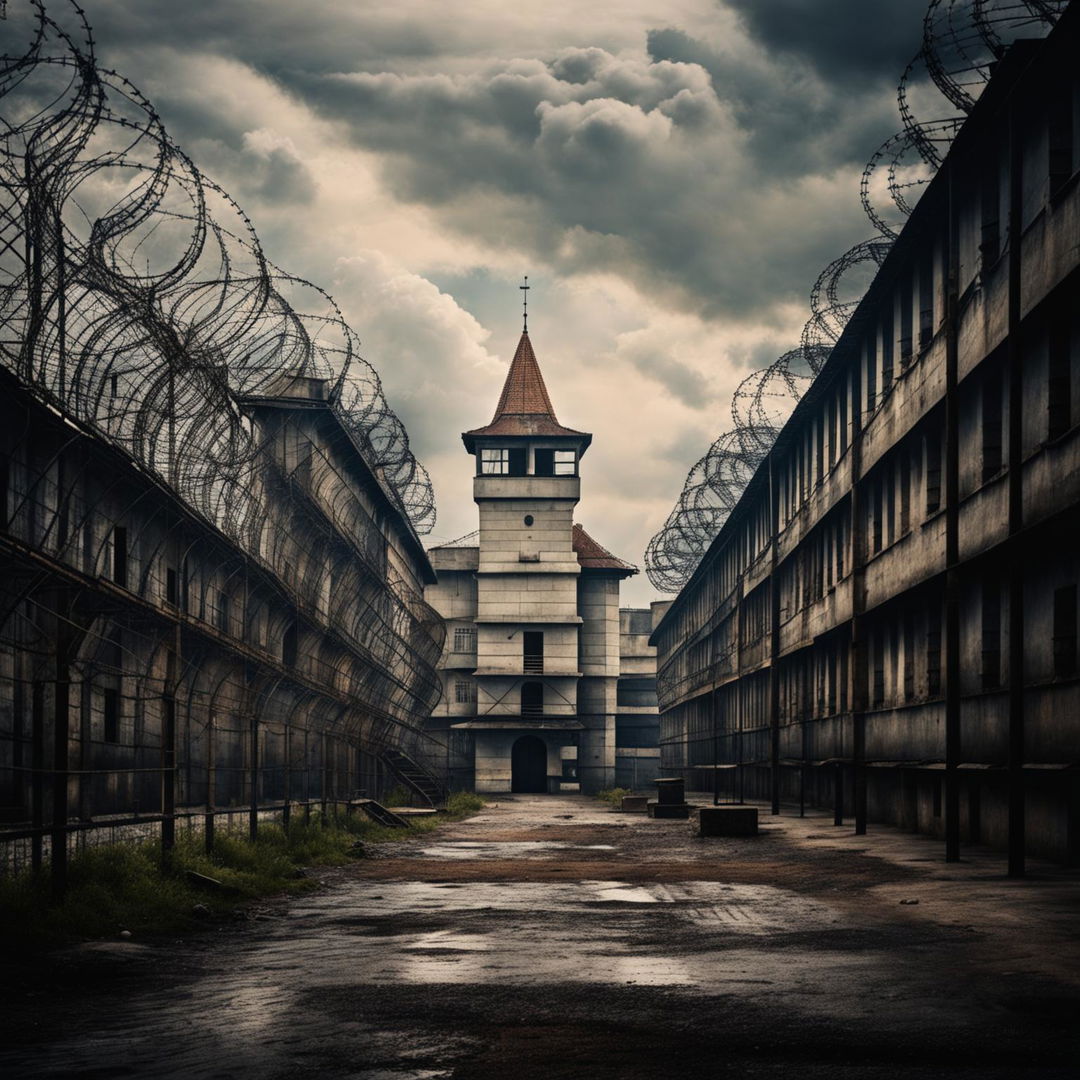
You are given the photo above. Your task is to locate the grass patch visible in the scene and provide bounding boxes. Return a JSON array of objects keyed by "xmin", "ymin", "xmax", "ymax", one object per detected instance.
[
  {"xmin": 0, "ymin": 791, "xmax": 489, "ymax": 953},
  {"xmin": 596, "ymin": 787, "xmax": 631, "ymax": 808}
]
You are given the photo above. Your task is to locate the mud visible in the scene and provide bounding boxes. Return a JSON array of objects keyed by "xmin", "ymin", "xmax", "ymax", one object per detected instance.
[{"xmin": 2, "ymin": 794, "xmax": 1078, "ymax": 1079}]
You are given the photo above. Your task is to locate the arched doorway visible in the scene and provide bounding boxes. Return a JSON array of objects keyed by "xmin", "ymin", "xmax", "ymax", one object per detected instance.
[{"xmin": 511, "ymin": 735, "xmax": 548, "ymax": 793}]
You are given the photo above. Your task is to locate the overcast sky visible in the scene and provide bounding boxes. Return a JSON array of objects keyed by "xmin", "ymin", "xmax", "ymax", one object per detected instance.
[{"xmin": 82, "ymin": 0, "xmax": 927, "ymax": 605}]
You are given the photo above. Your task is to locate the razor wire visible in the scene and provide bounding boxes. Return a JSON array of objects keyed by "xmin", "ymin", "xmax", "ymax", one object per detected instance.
[{"xmin": 645, "ymin": 0, "xmax": 1066, "ymax": 594}]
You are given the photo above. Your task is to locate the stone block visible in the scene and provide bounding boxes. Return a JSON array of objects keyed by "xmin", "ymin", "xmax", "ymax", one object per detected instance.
[
  {"xmin": 690, "ymin": 806, "xmax": 759, "ymax": 837},
  {"xmin": 647, "ymin": 800, "xmax": 690, "ymax": 819},
  {"xmin": 621, "ymin": 795, "xmax": 648, "ymax": 813}
]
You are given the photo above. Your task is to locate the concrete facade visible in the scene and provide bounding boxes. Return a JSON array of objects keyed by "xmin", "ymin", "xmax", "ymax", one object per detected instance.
[
  {"xmin": 651, "ymin": 16, "xmax": 1080, "ymax": 870},
  {"xmin": 0, "ymin": 369, "xmax": 447, "ymax": 868},
  {"xmin": 425, "ymin": 332, "xmax": 643, "ymax": 794}
]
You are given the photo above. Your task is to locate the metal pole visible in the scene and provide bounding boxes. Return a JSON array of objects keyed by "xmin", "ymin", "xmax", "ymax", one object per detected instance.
[
  {"xmin": 1005, "ymin": 99, "xmax": 1026, "ymax": 879},
  {"xmin": 51, "ymin": 622, "xmax": 71, "ymax": 901},
  {"xmin": 205, "ymin": 709, "xmax": 215, "ymax": 853}
]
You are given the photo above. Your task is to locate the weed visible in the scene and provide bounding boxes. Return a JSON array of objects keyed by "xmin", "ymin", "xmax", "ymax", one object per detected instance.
[
  {"xmin": 0, "ymin": 790, "xmax": 490, "ymax": 953},
  {"xmin": 596, "ymin": 787, "xmax": 631, "ymax": 808}
]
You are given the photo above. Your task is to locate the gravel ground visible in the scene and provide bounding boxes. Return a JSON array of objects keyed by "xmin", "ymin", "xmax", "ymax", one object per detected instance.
[{"xmin": 2, "ymin": 794, "xmax": 1078, "ymax": 1079}]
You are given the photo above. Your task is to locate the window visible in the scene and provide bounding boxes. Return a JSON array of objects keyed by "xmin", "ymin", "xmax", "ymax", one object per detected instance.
[
  {"xmin": 1048, "ymin": 89, "xmax": 1074, "ymax": 195},
  {"xmin": 103, "ymin": 688, "xmax": 119, "ymax": 743},
  {"xmin": 454, "ymin": 679, "xmax": 476, "ymax": 704},
  {"xmin": 900, "ymin": 451, "xmax": 911, "ymax": 535},
  {"xmin": 925, "ymin": 433, "xmax": 942, "ymax": 515},
  {"xmin": 872, "ymin": 638, "xmax": 885, "ymax": 708},
  {"xmin": 617, "ymin": 678, "xmax": 656, "ymax": 709},
  {"xmin": 166, "ymin": 567, "xmax": 178, "ymax": 607},
  {"xmin": 981, "ymin": 580, "xmax": 1001, "ymax": 689},
  {"xmin": 523, "ymin": 631, "xmax": 544, "ymax": 674},
  {"xmin": 880, "ymin": 311, "xmax": 894, "ymax": 395},
  {"xmin": 554, "ymin": 450, "xmax": 576, "ymax": 475},
  {"xmin": 282, "ymin": 622, "xmax": 298, "ymax": 667},
  {"xmin": 1053, "ymin": 585, "xmax": 1077, "ymax": 677},
  {"xmin": 903, "ymin": 613, "xmax": 916, "ymax": 702},
  {"xmin": 982, "ymin": 371, "xmax": 1003, "ymax": 482},
  {"xmin": 112, "ymin": 526, "xmax": 128, "ymax": 588},
  {"xmin": 523, "ymin": 515, "xmax": 534, "ymax": 526},
  {"xmin": 980, "ymin": 157, "xmax": 1001, "ymax": 268},
  {"xmin": 521, "ymin": 681, "xmax": 543, "ymax": 716},
  {"xmin": 872, "ymin": 480, "xmax": 883, "ymax": 555},
  {"xmin": 899, "ymin": 274, "xmax": 914, "ymax": 368},
  {"xmin": 1048, "ymin": 316, "xmax": 1071, "ymax": 440},
  {"xmin": 452, "ymin": 627, "xmax": 476, "ymax": 653},
  {"xmin": 480, "ymin": 448, "xmax": 510, "ymax": 475},
  {"xmin": 534, "ymin": 449, "xmax": 577, "ymax": 476},
  {"xmin": 217, "ymin": 591, "xmax": 230, "ymax": 633},
  {"xmin": 927, "ymin": 624, "xmax": 942, "ymax": 697},
  {"xmin": 919, "ymin": 249, "xmax": 935, "ymax": 349}
]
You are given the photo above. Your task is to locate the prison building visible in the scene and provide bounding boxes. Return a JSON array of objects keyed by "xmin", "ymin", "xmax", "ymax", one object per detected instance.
[
  {"xmin": 0, "ymin": 367, "xmax": 446, "ymax": 873},
  {"xmin": 650, "ymin": 12, "xmax": 1080, "ymax": 871},
  {"xmin": 424, "ymin": 330, "xmax": 643, "ymax": 794},
  {"xmin": 615, "ymin": 604, "xmax": 669, "ymax": 791}
]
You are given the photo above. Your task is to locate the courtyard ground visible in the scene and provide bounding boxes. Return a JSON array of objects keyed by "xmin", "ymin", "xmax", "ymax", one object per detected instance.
[{"xmin": 2, "ymin": 793, "xmax": 1078, "ymax": 1079}]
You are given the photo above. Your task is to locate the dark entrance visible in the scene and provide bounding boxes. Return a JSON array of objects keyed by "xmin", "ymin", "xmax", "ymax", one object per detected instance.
[{"xmin": 511, "ymin": 735, "xmax": 548, "ymax": 793}]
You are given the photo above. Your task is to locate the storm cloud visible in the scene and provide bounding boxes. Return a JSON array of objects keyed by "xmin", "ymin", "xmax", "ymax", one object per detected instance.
[{"xmin": 41, "ymin": 0, "xmax": 931, "ymax": 601}]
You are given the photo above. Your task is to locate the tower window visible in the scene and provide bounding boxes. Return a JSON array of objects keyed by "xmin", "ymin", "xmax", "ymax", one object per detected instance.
[
  {"xmin": 480, "ymin": 447, "xmax": 526, "ymax": 475},
  {"xmin": 521, "ymin": 681, "xmax": 543, "ymax": 716},
  {"xmin": 523, "ymin": 631, "xmax": 544, "ymax": 674},
  {"xmin": 534, "ymin": 449, "xmax": 577, "ymax": 476}
]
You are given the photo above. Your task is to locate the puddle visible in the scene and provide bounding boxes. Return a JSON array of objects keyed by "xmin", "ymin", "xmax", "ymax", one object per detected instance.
[
  {"xmin": 412, "ymin": 842, "xmax": 617, "ymax": 860},
  {"xmin": 268, "ymin": 880, "xmax": 850, "ymax": 990}
]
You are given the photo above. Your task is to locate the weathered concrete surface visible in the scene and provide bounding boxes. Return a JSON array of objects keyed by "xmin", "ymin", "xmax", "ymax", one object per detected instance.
[{"xmin": 3, "ymin": 795, "xmax": 1079, "ymax": 1079}]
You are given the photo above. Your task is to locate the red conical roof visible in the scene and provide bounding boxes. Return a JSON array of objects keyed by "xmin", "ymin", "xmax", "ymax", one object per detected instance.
[{"xmin": 464, "ymin": 331, "xmax": 590, "ymax": 441}]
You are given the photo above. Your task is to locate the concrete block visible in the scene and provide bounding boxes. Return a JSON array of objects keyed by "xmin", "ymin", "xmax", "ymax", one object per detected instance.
[
  {"xmin": 691, "ymin": 806, "xmax": 759, "ymax": 837},
  {"xmin": 647, "ymin": 801, "xmax": 690, "ymax": 819},
  {"xmin": 621, "ymin": 795, "xmax": 648, "ymax": 813}
]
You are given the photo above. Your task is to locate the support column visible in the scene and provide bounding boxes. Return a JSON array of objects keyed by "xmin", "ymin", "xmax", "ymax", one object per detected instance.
[
  {"xmin": 849, "ymin": 356, "xmax": 868, "ymax": 836},
  {"xmin": 249, "ymin": 703, "xmax": 259, "ymax": 843},
  {"xmin": 1006, "ymin": 103, "xmax": 1026, "ymax": 878},
  {"xmin": 31, "ymin": 681, "xmax": 44, "ymax": 872},
  {"xmin": 768, "ymin": 455, "xmax": 781, "ymax": 815},
  {"xmin": 944, "ymin": 161, "xmax": 962, "ymax": 864},
  {"xmin": 51, "ymin": 619, "xmax": 72, "ymax": 900},
  {"xmin": 205, "ymin": 708, "xmax": 216, "ymax": 853}
]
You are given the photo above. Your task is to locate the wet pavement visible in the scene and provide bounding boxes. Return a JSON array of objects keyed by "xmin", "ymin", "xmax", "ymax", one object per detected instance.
[{"xmin": 3, "ymin": 794, "xmax": 1080, "ymax": 1079}]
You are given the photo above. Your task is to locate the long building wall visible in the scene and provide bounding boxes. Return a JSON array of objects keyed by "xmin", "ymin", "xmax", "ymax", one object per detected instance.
[
  {"xmin": 652, "ymin": 17, "xmax": 1080, "ymax": 869},
  {"xmin": 0, "ymin": 372, "xmax": 446, "ymax": 869}
]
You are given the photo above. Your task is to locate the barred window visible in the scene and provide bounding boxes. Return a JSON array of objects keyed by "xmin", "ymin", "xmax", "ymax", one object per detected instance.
[
  {"xmin": 454, "ymin": 679, "xmax": 476, "ymax": 704},
  {"xmin": 453, "ymin": 627, "xmax": 476, "ymax": 653}
]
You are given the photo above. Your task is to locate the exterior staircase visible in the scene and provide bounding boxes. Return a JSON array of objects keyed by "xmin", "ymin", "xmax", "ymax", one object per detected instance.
[{"xmin": 381, "ymin": 748, "xmax": 447, "ymax": 808}]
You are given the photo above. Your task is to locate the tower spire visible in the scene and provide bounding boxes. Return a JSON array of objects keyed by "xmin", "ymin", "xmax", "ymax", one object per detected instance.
[{"xmin": 520, "ymin": 275, "xmax": 529, "ymax": 333}]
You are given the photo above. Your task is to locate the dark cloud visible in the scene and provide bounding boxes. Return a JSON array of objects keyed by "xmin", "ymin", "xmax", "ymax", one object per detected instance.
[
  {"xmin": 723, "ymin": 0, "xmax": 927, "ymax": 84},
  {"xmin": 77, "ymin": 1, "xmax": 918, "ymax": 324}
]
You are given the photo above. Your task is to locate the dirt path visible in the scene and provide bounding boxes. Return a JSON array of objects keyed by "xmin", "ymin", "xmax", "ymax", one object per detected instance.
[{"xmin": 3, "ymin": 795, "xmax": 1078, "ymax": 1079}]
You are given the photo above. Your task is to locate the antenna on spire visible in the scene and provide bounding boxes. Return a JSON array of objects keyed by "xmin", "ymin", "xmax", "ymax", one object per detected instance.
[{"xmin": 520, "ymin": 275, "xmax": 529, "ymax": 333}]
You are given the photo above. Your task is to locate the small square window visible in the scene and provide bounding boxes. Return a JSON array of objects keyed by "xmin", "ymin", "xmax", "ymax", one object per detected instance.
[
  {"xmin": 553, "ymin": 450, "xmax": 576, "ymax": 476},
  {"xmin": 480, "ymin": 448, "xmax": 510, "ymax": 475}
]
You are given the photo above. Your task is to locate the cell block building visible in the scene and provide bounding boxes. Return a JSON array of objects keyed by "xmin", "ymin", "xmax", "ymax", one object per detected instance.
[
  {"xmin": 425, "ymin": 331, "xmax": 648, "ymax": 794},
  {"xmin": 651, "ymin": 13, "xmax": 1080, "ymax": 870}
]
